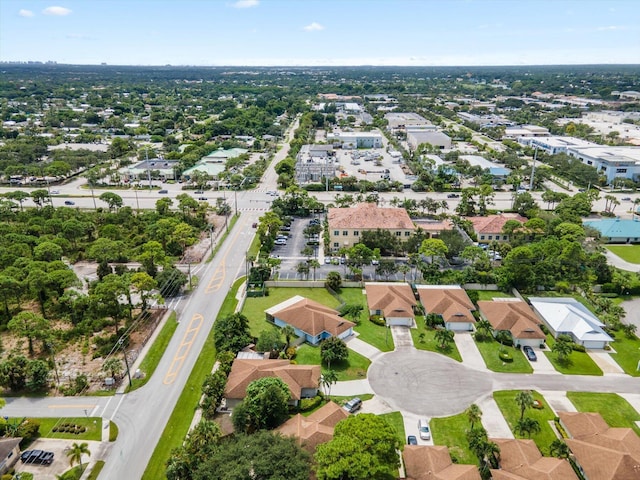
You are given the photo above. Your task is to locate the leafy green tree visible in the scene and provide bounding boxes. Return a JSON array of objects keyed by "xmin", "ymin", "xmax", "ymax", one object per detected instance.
[
  {"xmin": 0, "ymin": 355, "xmax": 29, "ymax": 391},
  {"xmin": 213, "ymin": 313, "xmax": 252, "ymax": 354},
  {"xmin": 99, "ymin": 192, "xmax": 123, "ymax": 211},
  {"xmin": 515, "ymin": 417, "xmax": 541, "ymax": 438},
  {"xmin": 256, "ymin": 328, "xmax": 285, "ymax": 356},
  {"xmin": 551, "ymin": 335, "xmax": 573, "ymax": 364},
  {"xmin": 66, "ymin": 442, "xmax": 91, "ymax": 472},
  {"xmin": 33, "ymin": 241, "xmax": 63, "ymax": 262},
  {"xmin": 515, "ymin": 390, "xmax": 534, "ymax": 421},
  {"xmin": 325, "ymin": 271, "xmax": 342, "ymax": 291},
  {"xmin": 8, "ymin": 311, "xmax": 50, "ymax": 355},
  {"xmin": 102, "ymin": 358, "xmax": 124, "ymax": 379},
  {"xmin": 339, "ymin": 303, "xmax": 364, "ymax": 325},
  {"xmin": 434, "ymin": 328, "xmax": 454, "ymax": 350},
  {"xmin": 419, "ymin": 238, "xmax": 448, "ymax": 265},
  {"xmin": 130, "ymin": 271, "xmax": 158, "ymax": 311},
  {"xmin": 320, "ymin": 336, "xmax": 349, "ymax": 369},
  {"xmin": 232, "ymin": 377, "xmax": 290, "ymax": 432},
  {"xmin": 27, "ymin": 359, "xmax": 51, "ymax": 391},
  {"xmin": 6, "ymin": 190, "xmax": 30, "ymax": 212}
]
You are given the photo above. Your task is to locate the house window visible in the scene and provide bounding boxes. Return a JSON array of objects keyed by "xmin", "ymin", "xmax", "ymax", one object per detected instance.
[
  {"xmin": 354, "ymin": 230, "xmax": 359, "ymax": 236},
  {"xmin": 616, "ymin": 168, "xmax": 627, "ymax": 173},
  {"xmin": 395, "ymin": 231, "xmax": 401, "ymax": 236},
  {"xmin": 334, "ymin": 230, "xmax": 339, "ymax": 236},
  {"xmin": 333, "ymin": 242, "xmax": 339, "ymax": 248},
  {"xmin": 343, "ymin": 231, "xmax": 348, "ymax": 236},
  {"xmin": 480, "ymin": 235, "xmax": 485, "ymax": 240},
  {"xmin": 404, "ymin": 231, "xmax": 411, "ymax": 237},
  {"xmin": 488, "ymin": 235, "xmax": 492, "ymax": 240}
]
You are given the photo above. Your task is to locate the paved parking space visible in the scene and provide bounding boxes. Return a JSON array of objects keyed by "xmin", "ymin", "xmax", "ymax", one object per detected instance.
[
  {"xmin": 15, "ymin": 439, "xmax": 103, "ymax": 479},
  {"xmin": 403, "ymin": 411, "xmax": 433, "ymax": 446},
  {"xmin": 391, "ymin": 326, "xmax": 414, "ymax": 349}
]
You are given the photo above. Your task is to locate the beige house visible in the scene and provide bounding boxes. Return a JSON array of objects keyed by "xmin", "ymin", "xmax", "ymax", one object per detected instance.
[
  {"xmin": 468, "ymin": 213, "xmax": 526, "ymax": 244},
  {"xmin": 365, "ymin": 282, "xmax": 416, "ymax": 326},
  {"xmin": 477, "ymin": 300, "xmax": 546, "ymax": 348},
  {"xmin": 327, "ymin": 203, "xmax": 415, "ymax": 252},
  {"xmin": 0, "ymin": 438, "xmax": 21, "ymax": 475},
  {"xmin": 403, "ymin": 445, "xmax": 481, "ymax": 480},
  {"xmin": 277, "ymin": 401, "xmax": 348, "ymax": 452},
  {"xmin": 489, "ymin": 438, "xmax": 577, "ymax": 480},
  {"xmin": 417, "ymin": 285, "xmax": 476, "ymax": 332}
]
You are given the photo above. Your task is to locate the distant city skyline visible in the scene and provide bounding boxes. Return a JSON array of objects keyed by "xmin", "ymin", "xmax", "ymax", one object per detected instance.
[{"xmin": 1, "ymin": 0, "xmax": 639, "ymax": 66}]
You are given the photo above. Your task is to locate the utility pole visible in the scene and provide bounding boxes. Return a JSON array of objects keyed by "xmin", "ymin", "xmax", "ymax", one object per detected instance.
[{"xmin": 529, "ymin": 147, "xmax": 537, "ymax": 192}]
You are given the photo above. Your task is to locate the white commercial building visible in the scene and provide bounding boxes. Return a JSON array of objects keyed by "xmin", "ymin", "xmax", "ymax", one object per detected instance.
[
  {"xmin": 326, "ymin": 131, "xmax": 383, "ymax": 149},
  {"xmin": 503, "ymin": 124, "xmax": 550, "ymax": 139},
  {"xmin": 567, "ymin": 146, "xmax": 640, "ymax": 184},
  {"xmin": 406, "ymin": 130, "xmax": 452, "ymax": 150},
  {"xmin": 522, "ymin": 135, "xmax": 596, "ymax": 154}
]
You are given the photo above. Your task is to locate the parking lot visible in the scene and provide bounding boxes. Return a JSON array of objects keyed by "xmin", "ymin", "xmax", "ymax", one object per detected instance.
[{"xmin": 15, "ymin": 439, "xmax": 102, "ymax": 479}]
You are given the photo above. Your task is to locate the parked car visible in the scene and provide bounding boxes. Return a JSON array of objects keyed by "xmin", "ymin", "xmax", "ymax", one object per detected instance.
[
  {"xmin": 159, "ymin": 189, "xmax": 168, "ymax": 194},
  {"xmin": 523, "ymin": 345, "xmax": 537, "ymax": 361},
  {"xmin": 197, "ymin": 197, "xmax": 207, "ymax": 201},
  {"xmin": 194, "ymin": 190, "xmax": 204, "ymax": 194},
  {"xmin": 50, "ymin": 190, "xmax": 60, "ymax": 194},
  {"xmin": 64, "ymin": 200, "xmax": 75, "ymax": 205},
  {"xmin": 324, "ymin": 257, "xmax": 331, "ymax": 264},
  {"xmin": 418, "ymin": 419, "xmax": 431, "ymax": 440},
  {"xmin": 407, "ymin": 435, "xmax": 418, "ymax": 445},
  {"xmin": 274, "ymin": 239, "xmax": 287, "ymax": 245},
  {"xmin": 34, "ymin": 451, "xmax": 54, "ymax": 465},
  {"xmin": 22, "ymin": 450, "xmax": 51, "ymax": 464},
  {"xmin": 447, "ymin": 193, "xmax": 460, "ymax": 198},
  {"xmin": 343, "ymin": 397, "xmax": 362, "ymax": 413},
  {"xmin": 622, "ymin": 197, "xmax": 631, "ymax": 201}
]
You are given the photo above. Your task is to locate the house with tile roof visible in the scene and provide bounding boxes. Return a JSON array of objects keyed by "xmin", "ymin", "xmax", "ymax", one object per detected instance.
[
  {"xmin": 529, "ymin": 297, "xmax": 613, "ymax": 349},
  {"xmin": 583, "ymin": 218, "xmax": 640, "ymax": 243},
  {"xmin": 416, "ymin": 285, "xmax": 476, "ymax": 332},
  {"xmin": 467, "ymin": 213, "xmax": 526, "ymax": 244},
  {"xmin": 224, "ymin": 359, "xmax": 320, "ymax": 409},
  {"xmin": 365, "ymin": 282, "xmax": 417, "ymax": 326},
  {"xmin": 265, "ymin": 296, "xmax": 355, "ymax": 346},
  {"xmin": 558, "ymin": 411, "xmax": 640, "ymax": 480},
  {"xmin": 327, "ymin": 203, "xmax": 415, "ymax": 252},
  {"xmin": 477, "ymin": 299, "xmax": 546, "ymax": 348},
  {"xmin": 403, "ymin": 445, "xmax": 481, "ymax": 480},
  {"xmin": 277, "ymin": 401, "xmax": 348, "ymax": 452},
  {"xmin": 489, "ymin": 438, "xmax": 578, "ymax": 480}
]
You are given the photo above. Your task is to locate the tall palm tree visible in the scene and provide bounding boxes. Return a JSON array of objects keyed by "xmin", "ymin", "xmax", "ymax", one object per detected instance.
[
  {"xmin": 319, "ymin": 370, "xmax": 338, "ymax": 399},
  {"xmin": 282, "ymin": 325, "xmax": 296, "ymax": 348},
  {"xmin": 466, "ymin": 403, "xmax": 483, "ymax": 430},
  {"xmin": 514, "ymin": 390, "xmax": 534, "ymax": 421},
  {"xmin": 66, "ymin": 442, "xmax": 91, "ymax": 472}
]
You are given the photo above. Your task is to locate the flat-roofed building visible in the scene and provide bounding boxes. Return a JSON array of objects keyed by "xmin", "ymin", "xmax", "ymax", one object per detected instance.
[
  {"xmin": 504, "ymin": 124, "xmax": 550, "ymax": 139},
  {"xmin": 567, "ymin": 145, "xmax": 640, "ymax": 184},
  {"xmin": 327, "ymin": 131, "xmax": 383, "ymax": 149},
  {"xmin": 295, "ymin": 144, "xmax": 336, "ymax": 183},
  {"xmin": 523, "ymin": 135, "xmax": 597, "ymax": 154},
  {"xmin": 407, "ymin": 130, "xmax": 452, "ymax": 150},
  {"xmin": 384, "ymin": 112, "xmax": 432, "ymax": 130}
]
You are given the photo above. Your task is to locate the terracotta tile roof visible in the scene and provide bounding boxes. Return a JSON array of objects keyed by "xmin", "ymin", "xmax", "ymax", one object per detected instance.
[
  {"xmin": 224, "ymin": 359, "xmax": 320, "ymax": 401},
  {"xmin": 328, "ymin": 203, "xmax": 415, "ymax": 230},
  {"xmin": 365, "ymin": 282, "xmax": 416, "ymax": 318},
  {"xmin": 403, "ymin": 445, "xmax": 481, "ymax": 480},
  {"xmin": 277, "ymin": 401, "xmax": 348, "ymax": 451},
  {"xmin": 477, "ymin": 300, "xmax": 546, "ymax": 340},
  {"xmin": 490, "ymin": 438, "xmax": 578, "ymax": 480},
  {"xmin": 467, "ymin": 213, "xmax": 526, "ymax": 235},
  {"xmin": 265, "ymin": 296, "xmax": 355, "ymax": 338},
  {"xmin": 417, "ymin": 286, "xmax": 476, "ymax": 324},
  {"xmin": 559, "ymin": 412, "xmax": 640, "ymax": 480}
]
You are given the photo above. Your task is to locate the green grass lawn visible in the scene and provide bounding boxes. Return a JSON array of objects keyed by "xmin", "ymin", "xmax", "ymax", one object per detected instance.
[
  {"xmin": 129, "ymin": 311, "xmax": 179, "ymax": 391},
  {"xmin": 87, "ymin": 460, "xmax": 105, "ymax": 480},
  {"xmin": 295, "ymin": 344, "xmax": 370, "ymax": 381},
  {"xmin": 606, "ymin": 245, "xmax": 640, "ymax": 264},
  {"xmin": 609, "ymin": 332, "xmax": 640, "ymax": 376},
  {"xmin": 379, "ymin": 411, "xmax": 406, "ymax": 446},
  {"xmin": 493, "ymin": 390, "xmax": 558, "ymax": 455},
  {"xmin": 410, "ymin": 327, "xmax": 463, "ymax": 362},
  {"xmin": 18, "ymin": 417, "xmax": 102, "ymax": 441},
  {"xmin": 431, "ymin": 412, "xmax": 477, "ymax": 465},
  {"xmin": 474, "ymin": 339, "xmax": 533, "ymax": 373},
  {"xmin": 340, "ymin": 288, "xmax": 394, "ymax": 351},
  {"xmin": 59, "ymin": 465, "xmax": 83, "ymax": 480},
  {"xmin": 469, "ymin": 290, "xmax": 514, "ymax": 301},
  {"xmin": 567, "ymin": 392, "xmax": 640, "ymax": 436},
  {"xmin": 543, "ymin": 335, "xmax": 603, "ymax": 375}
]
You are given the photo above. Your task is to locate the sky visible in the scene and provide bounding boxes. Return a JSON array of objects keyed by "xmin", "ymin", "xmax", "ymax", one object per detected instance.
[{"xmin": 1, "ymin": 0, "xmax": 639, "ymax": 66}]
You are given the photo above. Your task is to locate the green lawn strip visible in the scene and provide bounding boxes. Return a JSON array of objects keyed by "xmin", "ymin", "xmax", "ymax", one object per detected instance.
[
  {"xmin": 329, "ymin": 393, "xmax": 374, "ymax": 404},
  {"xmin": 606, "ymin": 245, "xmax": 640, "ymax": 264},
  {"xmin": 15, "ymin": 417, "xmax": 102, "ymax": 441},
  {"xmin": 379, "ymin": 411, "xmax": 406, "ymax": 446},
  {"xmin": 208, "ymin": 213, "xmax": 240, "ymax": 262},
  {"xmin": 247, "ymin": 231, "xmax": 262, "ymax": 258},
  {"xmin": 543, "ymin": 335, "xmax": 603, "ymax": 376},
  {"xmin": 295, "ymin": 344, "xmax": 370, "ymax": 381},
  {"xmin": 474, "ymin": 339, "xmax": 533, "ymax": 373},
  {"xmin": 469, "ymin": 290, "xmax": 515, "ymax": 301},
  {"xmin": 109, "ymin": 421, "xmax": 118, "ymax": 441},
  {"xmin": 128, "ymin": 311, "xmax": 179, "ymax": 392},
  {"xmin": 142, "ymin": 276, "xmax": 245, "ymax": 480},
  {"xmin": 59, "ymin": 465, "xmax": 83, "ymax": 480},
  {"xmin": 17, "ymin": 473, "xmax": 33, "ymax": 480},
  {"xmin": 340, "ymin": 288, "xmax": 394, "ymax": 351},
  {"xmin": 493, "ymin": 390, "xmax": 559, "ymax": 455},
  {"xmin": 431, "ymin": 412, "xmax": 477, "ymax": 465},
  {"xmin": 609, "ymin": 332, "xmax": 640, "ymax": 376},
  {"xmin": 87, "ymin": 460, "xmax": 105, "ymax": 480},
  {"xmin": 566, "ymin": 392, "xmax": 640, "ymax": 436},
  {"xmin": 410, "ymin": 326, "xmax": 463, "ymax": 362}
]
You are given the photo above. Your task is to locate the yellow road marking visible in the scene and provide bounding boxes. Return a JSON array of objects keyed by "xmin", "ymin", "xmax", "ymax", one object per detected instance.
[
  {"xmin": 205, "ymin": 216, "xmax": 248, "ymax": 293},
  {"xmin": 163, "ymin": 313, "xmax": 204, "ymax": 385},
  {"xmin": 48, "ymin": 405, "xmax": 96, "ymax": 409}
]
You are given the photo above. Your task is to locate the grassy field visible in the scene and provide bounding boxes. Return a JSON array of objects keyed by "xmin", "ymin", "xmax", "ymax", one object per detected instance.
[
  {"xmin": 606, "ymin": 245, "xmax": 640, "ymax": 264},
  {"xmin": 567, "ymin": 392, "xmax": 640, "ymax": 435},
  {"xmin": 469, "ymin": 290, "xmax": 514, "ymax": 301},
  {"xmin": 410, "ymin": 327, "xmax": 463, "ymax": 362},
  {"xmin": 543, "ymin": 335, "xmax": 603, "ymax": 375},
  {"xmin": 431, "ymin": 412, "xmax": 477, "ymax": 465},
  {"xmin": 380, "ymin": 411, "xmax": 406, "ymax": 446},
  {"xmin": 295, "ymin": 344, "xmax": 370, "ymax": 381},
  {"xmin": 19, "ymin": 417, "xmax": 102, "ymax": 441},
  {"xmin": 129, "ymin": 311, "xmax": 179, "ymax": 391},
  {"xmin": 142, "ymin": 276, "xmax": 245, "ymax": 480},
  {"xmin": 609, "ymin": 332, "xmax": 640, "ymax": 376},
  {"xmin": 493, "ymin": 390, "xmax": 557, "ymax": 455},
  {"xmin": 340, "ymin": 288, "xmax": 394, "ymax": 351},
  {"xmin": 474, "ymin": 339, "xmax": 533, "ymax": 373}
]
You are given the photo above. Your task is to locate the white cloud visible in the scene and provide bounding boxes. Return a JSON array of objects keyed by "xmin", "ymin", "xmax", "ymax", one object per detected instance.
[
  {"xmin": 19, "ymin": 9, "xmax": 34, "ymax": 17},
  {"xmin": 231, "ymin": 0, "xmax": 259, "ymax": 8},
  {"xmin": 596, "ymin": 25, "xmax": 626, "ymax": 31},
  {"xmin": 42, "ymin": 6, "xmax": 72, "ymax": 16},
  {"xmin": 303, "ymin": 22, "xmax": 324, "ymax": 32}
]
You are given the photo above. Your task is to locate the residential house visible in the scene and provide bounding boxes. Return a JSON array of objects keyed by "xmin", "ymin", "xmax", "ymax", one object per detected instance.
[
  {"xmin": 403, "ymin": 445, "xmax": 481, "ymax": 480},
  {"xmin": 558, "ymin": 411, "xmax": 640, "ymax": 480},
  {"xmin": 489, "ymin": 438, "xmax": 578, "ymax": 480},
  {"xmin": 277, "ymin": 401, "xmax": 348, "ymax": 452},
  {"xmin": 416, "ymin": 285, "xmax": 476, "ymax": 332},
  {"xmin": 468, "ymin": 213, "xmax": 527, "ymax": 244},
  {"xmin": 265, "ymin": 296, "xmax": 355, "ymax": 346},
  {"xmin": 583, "ymin": 218, "xmax": 640, "ymax": 244},
  {"xmin": 327, "ymin": 203, "xmax": 415, "ymax": 252},
  {"xmin": 224, "ymin": 359, "xmax": 320, "ymax": 409},
  {"xmin": 477, "ymin": 300, "xmax": 546, "ymax": 348},
  {"xmin": 528, "ymin": 297, "xmax": 613, "ymax": 349},
  {"xmin": 0, "ymin": 438, "xmax": 21, "ymax": 475},
  {"xmin": 365, "ymin": 282, "xmax": 416, "ymax": 326}
]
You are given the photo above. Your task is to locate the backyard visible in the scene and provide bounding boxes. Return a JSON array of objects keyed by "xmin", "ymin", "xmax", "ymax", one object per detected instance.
[
  {"xmin": 567, "ymin": 392, "xmax": 640, "ymax": 436},
  {"xmin": 469, "ymin": 290, "xmax": 515, "ymax": 301}
]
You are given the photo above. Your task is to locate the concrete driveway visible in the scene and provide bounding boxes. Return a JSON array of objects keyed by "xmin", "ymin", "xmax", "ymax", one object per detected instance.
[
  {"xmin": 621, "ymin": 296, "xmax": 640, "ymax": 330},
  {"xmin": 454, "ymin": 333, "xmax": 489, "ymax": 372}
]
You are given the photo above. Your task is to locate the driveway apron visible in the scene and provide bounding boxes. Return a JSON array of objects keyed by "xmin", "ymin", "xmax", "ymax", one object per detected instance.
[
  {"xmin": 454, "ymin": 332, "xmax": 489, "ymax": 372},
  {"xmin": 588, "ymin": 351, "xmax": 625, "ymax": 375},
  {"xmin": 539, "ymin": 390, "xmax": 577, "ymax": 413},
  {"xmin": 391, "ymin": 326, "xmax": 414, "ymax": 349},
  {"xmin": 477, "ymin": 394, "xmax": 514, "ymax": 438}
]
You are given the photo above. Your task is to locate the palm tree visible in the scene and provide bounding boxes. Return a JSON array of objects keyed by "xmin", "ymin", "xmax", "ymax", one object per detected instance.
[
  {"xmin": 282, "ymin": 325, "xmax": 296, "ymax": 348},
  {"xmin": 466, "ymin": 403, "xmax": 483, "ymax": 430},
  {"xmin": 434, "ymin": 328, "xmax": 454, "ymax": 350},
  {"xmin": 515, "ymin": 417, "xmax": 541, "ymax": 438},
  {"xmin": 319, "ymin": 370, "xmax": 338, "ymax": 399},
  {"xmin": 475, "ymin": 319, "xmax": 493, "ymax": 341},
  {"xmin": 551, "ymin": 336, "xmax": 573, "ymax": 364},
  {"xmin": 66, "ymin": 442, "xmax": 91, "ymax": 472},
  {"xmin": 514, "ymin": 390, "xmax": 534, "ymax": 421},
  {"xmin": 549, "ymin": 439, "xmax": 570, "ymax": 459}
]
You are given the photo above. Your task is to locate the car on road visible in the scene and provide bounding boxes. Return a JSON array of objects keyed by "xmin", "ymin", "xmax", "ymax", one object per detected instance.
[
  {"xmin": 342, "ymin": 397, "xmax": 362, "ymax": 413},
  {"xmin": 197, "ymin": 197, "xmax": 207, "ymax": 201},
  {"xmin": 407, "ymin": 435, "xmax": 418, "ymax": 445},
  {"xmin": 159, "ymin": 189, "xmax": 168, "ymax": 194},
  {"xmin": 523, "ymin": 345, "xmax": 537, "ymax": 361},
  {"xmin": 252, "ymin": 222, "xmax": 258, "ymax": 228},
  {"xmin": 194, "ymin": 191, "xmax": 204, "ymax": 194},
  {"xmin": 50, "ymin": 190, "xmax": 60, "ymax": 194},
  {"xmin": 418, "ymin": 419, "xmax": 431, "ymax": 440},
  {"xmin": 274, "ymin": 239, "xmax": 287, "ymax": 245},
  {"xmin": 64, "ymin": 200, "xmax": 75, "ymax": 205},
  {"xmin": 622, "ymin": 197, "xmax": 631, "ymax": 201},
  {"xmin": 447, "ymin": 193, "xmax": 460, "ymax": 198},
  {"xmin": 324, "ymin": 257, "xmax": 331, "ymax": 264}
]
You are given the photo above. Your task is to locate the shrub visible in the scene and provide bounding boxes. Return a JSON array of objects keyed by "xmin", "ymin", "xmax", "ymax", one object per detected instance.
[
  {"xmin": 539, "ymin": 324, "xmax": 549, "ymax": 335},
  {"xmin": 285, "ymin": 347, "xmax": 297, "ymax": 359},
  {"xmin": 299, "ymin": 395, "xmax": 323, "ymax": 412},
  {"xmin": 16, "ymin": 419, "xmax": 40, "ymax": 440},
  {"xmin": 369, "ymin": 315, "xmax": 386, "ymax": 326},
  {"xmin": 554, "ymin": 281, "xmax": 571, "ymax": 293},
  {"xmin": 571, "ymin": 343, "xmax": 586, "ymax": 353},
  {"xmin": 498, "ymin": 349, "xmax": 513, "ymax": 362}
]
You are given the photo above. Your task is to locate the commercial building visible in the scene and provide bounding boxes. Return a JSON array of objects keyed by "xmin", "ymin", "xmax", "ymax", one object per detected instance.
[
  {"xmin": 583, "ymin": 217, "xmax": 640, "ymax": 243},
  {"xmin": 566, "ymin": 145, "xmax": 640, "ymax": 184},
  {"xmin": 468, "ymin": 213, "xmax": 526, "ymax": 244},
  {"xmin": 407, "ymin": 130, "xmax": 452, "ymax": 150},
  {"xmin": 503, "ymin": 124, "xmax": 550, "ymax": 139},
  {"xmin": 326, "ymin": 131, "xmax": 383, "ymax": 149},
  {"xmin": 295, "ymin": 144, "xmax": 336, "ymax": 183},
  {"xmin": 460, "ymin": 154, "xmax": 511, "ymax": 179},
  {"xmin": 120, "ymin": 158, "xmax": 179, "ymax": 181},
  {"xmin": 522, "ymin": 136, "xmax": 596, "ymax": 154},
  {"xmin": 384, "ymin": 112, "xmax": 432, "ymax": 131},
  {"xmin": 182, "ymin": 147, "xmax": 248, "ymax": 179}
]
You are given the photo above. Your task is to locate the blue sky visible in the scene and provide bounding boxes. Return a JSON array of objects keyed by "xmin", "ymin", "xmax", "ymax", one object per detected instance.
[{"xmin": 1, "ymin": 0, "xmax": 639, "ymax": 66}]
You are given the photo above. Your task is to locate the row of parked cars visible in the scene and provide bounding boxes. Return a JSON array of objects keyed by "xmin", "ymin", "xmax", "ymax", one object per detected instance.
[{"xmin": 21, "ymin": 449, "xmax": 54, "ymax": 465}]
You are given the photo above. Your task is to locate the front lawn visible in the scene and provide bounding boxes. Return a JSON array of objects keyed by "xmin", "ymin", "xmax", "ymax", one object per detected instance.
[
  {"xmin": 567, "ymin": 392, "xmax": 640, "ymax": 435},
  {"xmin": 340, "ymin": 288, "xmax": 394, "ymax": 351},
  {"xmin": 543, "ymin": 335, "xmax": 603, "ymax": 376},
  {"xmin": 493, "ymin": 390, "xmax": 557, "ymax": 455},
  {"xmin": 19, "ymin": 417, "xmax": 102, "ymax": 441},
  {"xmin": 295, "ymin": 344, "xmax": 370, "ymax": 381},
  {"xmin": 410, "ymin": 327, "xmax": 463, "ymax": 362},
  {"xmin": 431, "ymin": 412, "xmax": 477, "ymax": 465},
  {"xmin": 469, "ymin": 290, "xmax": 514, "ymax": 301},
  {"xmin": 606, "ymin": 245, "xmax": 640, "ymax": 264},
  {"xmin": 474, "ymin": 339, "xmax": 533, "ymax": 373},
  {"xmin": 609, "ymin": 332, "xmax": 640, "ymax": 376},
  {"xmin": 380, "ymin": 411, "xmax": 406, "ymax": 446}
]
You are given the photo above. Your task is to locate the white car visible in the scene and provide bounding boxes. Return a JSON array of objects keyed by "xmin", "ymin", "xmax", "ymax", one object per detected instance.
[{"xmin": 50, "ymin": 190, "xmax": 60, "ymax": 195}]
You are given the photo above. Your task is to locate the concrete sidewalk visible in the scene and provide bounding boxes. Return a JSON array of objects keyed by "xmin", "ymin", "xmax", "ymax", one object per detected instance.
[
  {"xmin": 454, "ymin": 333, "xmax": 489, "ymax": 372},
  {"xmin": 478, "ymin": 394, "xmax": 514, "ymax": 439},
  {"xmin": 345, "ymin": 336, "xmax": 384, "ymax": 361},
  {"xmin": 619, "ymin": 393, "xmax": 640, "ymax": 415},
  {"xmin": 540, "ymin": 390, "xmax": 577, "ymax": 413}
]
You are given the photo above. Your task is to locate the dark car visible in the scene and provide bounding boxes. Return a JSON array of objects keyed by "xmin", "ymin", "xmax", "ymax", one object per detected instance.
[
  {"xmin": 197, "ymin": 197, "xmax": 207, "ymax": 201},
  {"xmin": 252, "ymin": 222, "xmax": 258, "ymax": 228},
  {"xmin": 194, "ymin": 191, "xmax": 204, "ymax": 194},
  {"xmin": 447, "ymin": 193, "xmax": 460, "ymax": 198},
  {"xmin": 342, "ymin": 397, "xmax": 362, "ymax": 413},
  {"xmin": 407, "ymin": 435, "xmax": 418, "ymax": 445},
  {"xmin": 64, "ymin": 200, "xmax": 75, "ymax": 205},
  {"xmin": 523, "ymin": 346, "xmax": 537, "ymax": 361},
  {"xmin": 34, "ymin": 451, "xmax": 54, "ymax": 465},
  {"xmin": 159, "ymin": 189, "xmax": 168, "ymax": 194},
  {"xmin": 22, "ymin": 450, "xmax": 43, "ymax": 463}
]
